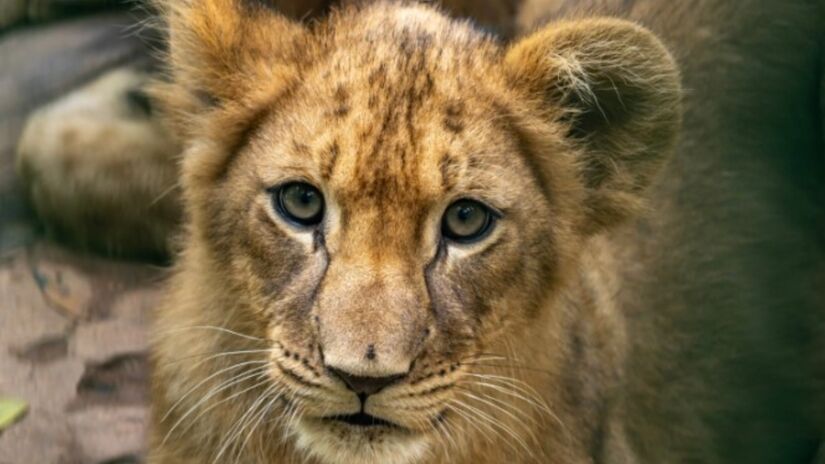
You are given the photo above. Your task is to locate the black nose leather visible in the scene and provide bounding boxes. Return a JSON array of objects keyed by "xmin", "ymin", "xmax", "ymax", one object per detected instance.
[{"xmin": 328, "ymin": 368, "xmax": 405, "ymax": 396}]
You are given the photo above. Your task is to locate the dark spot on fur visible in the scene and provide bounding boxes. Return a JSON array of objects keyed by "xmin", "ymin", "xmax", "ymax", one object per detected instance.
[
  {"xmin": 302, "ymin": 358, "xmax": 319, "ymax": 376},
  {"xmin": 443, "ymin": 118, "xmax": 464, "ymax": 134},
  {"xmin": 292, "ymin": 140, "xmax": 311, "ymax": 157},
  {"xmin": 332, "ymin": 85, "xmax": 350, "ymax": 118},
  {"xmin": 368, "ymin": 63, "xmax": 387, "ymax": 87},
  {"xmin": 334, "ymin": 84, "xmax": 349, "ymax": 102},
  {"xmin": 333, "ymin": 105, "xmax": 350, "ymax": 118},
  {"xmin": 125, "ymin": 88, "xmax": 152, "ymax": 117},
  {"xmin": 439, "ymin": 152, "xmax": 459, "ymax": 190},
  {"xmin": 312, "ymin": 228, "xmax": 326, "ymax": 253},
  {"xmin": 276, "ymin": 360, "xmax": 325, "ymax": 389},
  {"xmin": 320, "ymin": 142, "xmax": 339, "ymax": 180},
  {"xmin": 194, "ymin": 89, "xmax": 219, "ymax": 108},
  {"xmin": 411, "ymin": 383, "xmax": 452, "ymax": 397},
  {"xmin": 443, "ymin": 101, "xmax": 465, "ymax": 133},
  {"xmin": 366, "ymin": 344, "xmax": 376, "ymax": 360}
]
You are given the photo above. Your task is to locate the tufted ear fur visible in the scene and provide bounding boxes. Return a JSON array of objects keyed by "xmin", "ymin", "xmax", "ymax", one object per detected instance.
[
  {"xmin": 152, "ymin": 0, "xmax": 309, "ymax": 138},
  {"xmin": 505, "ymin": 18, "xmax": 682, "ymax": 235}
]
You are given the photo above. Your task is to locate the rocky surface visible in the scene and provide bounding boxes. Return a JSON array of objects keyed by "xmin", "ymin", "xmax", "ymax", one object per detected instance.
[{"xmin": 0, "ymin": 243, "xmax": 162, "ymax": 464}]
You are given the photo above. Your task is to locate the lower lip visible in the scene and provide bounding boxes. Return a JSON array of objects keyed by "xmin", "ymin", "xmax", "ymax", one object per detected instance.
[{"xmin": 324, "ymin": 413, "xmax": 403, "ymax": 430}]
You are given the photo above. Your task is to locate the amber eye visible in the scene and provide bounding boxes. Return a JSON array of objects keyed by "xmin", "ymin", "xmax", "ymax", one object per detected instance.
[
  {"xmin": 441, "ymin": 199, "xmax": 495, "ymax": 243},
  {"xmin": 273, "ymin": 182, "xmax": 325, "ymax": 227}
]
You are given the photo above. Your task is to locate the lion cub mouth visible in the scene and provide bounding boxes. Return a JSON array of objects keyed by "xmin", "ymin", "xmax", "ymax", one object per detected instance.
[{"xmin": 325, "ymin": 412, "xmax": 402, "ymax": 429}]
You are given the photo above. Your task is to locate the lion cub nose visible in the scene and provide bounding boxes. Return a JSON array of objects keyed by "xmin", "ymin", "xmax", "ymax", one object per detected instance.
[{"xmin": 327, "ymin": 367, "xmax": 406, "ymax": 396}]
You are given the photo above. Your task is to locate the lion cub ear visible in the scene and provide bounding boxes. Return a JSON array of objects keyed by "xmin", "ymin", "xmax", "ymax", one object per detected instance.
[
  {"xmin": 153, "ymin": 0, "xmax": 307, "ymax": 136},
  {"xmin": 504, "ymin": 18, "xmax": 682, "ymax": 235}
]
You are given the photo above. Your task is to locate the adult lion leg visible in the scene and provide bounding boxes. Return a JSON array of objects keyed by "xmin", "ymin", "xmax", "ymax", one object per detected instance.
[{"xmin": 16, "ymin": 66, "xmax": 181, "ymax": 259}]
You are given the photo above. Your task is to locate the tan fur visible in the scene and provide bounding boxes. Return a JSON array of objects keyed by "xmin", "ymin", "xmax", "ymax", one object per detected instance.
[
  {"xmin": 14, "ymin": 1, "xmax": 825, "ymax": 463},
  {"xmin": 145, "ymin": 2, "xmax": 679, "ymax": 463}
]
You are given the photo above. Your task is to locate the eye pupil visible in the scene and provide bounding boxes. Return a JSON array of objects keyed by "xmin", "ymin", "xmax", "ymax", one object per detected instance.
[
  {"xmin": 274, "ymin": 182, "xmax": 324, "ymax": 226},
  {"xmin": 442, "ymin": 199, "xmax": 494, "ymax": 243},
  {"xmin": 457, "ymin": 205, "xmax": 474, "ymax": 222},
  {"xmin": 298, "ymin": 189, "xmax": 315, "ymax": 205}
]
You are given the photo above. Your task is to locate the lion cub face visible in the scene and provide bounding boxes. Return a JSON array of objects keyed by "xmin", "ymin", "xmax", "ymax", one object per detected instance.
[
  {"xmin": 157, "ymin": 1, "xmax": 679, "ymax": 463},
  {"xmin": 199, "ymin": 12, "xmax": 561, "ymax": 462}
]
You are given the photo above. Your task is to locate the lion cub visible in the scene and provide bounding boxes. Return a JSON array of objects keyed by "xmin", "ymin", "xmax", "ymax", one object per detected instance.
[
  {"xmin": 144, "ymin": 2, "xmax": 680, "ymax": 463},
  {"xmin": 24, "ymin": 0, "xmax": 681, "ymax": 462}
]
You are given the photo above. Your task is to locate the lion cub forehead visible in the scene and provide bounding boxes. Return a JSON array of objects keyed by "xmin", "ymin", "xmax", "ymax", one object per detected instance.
[
  {"xmin": 381, "ymin": 4, "xmax": 450, "ymax": 31},
  {"xmin": 326, "ymin": 2, "xmax": 499, "ymax": 59},
  {"xmin": 349, "ymin": 3, "xmax": 460, "ymax": 36},
  {"xmin": 244, "ymin": 4, "xmax": 520, "ymax": 210}
]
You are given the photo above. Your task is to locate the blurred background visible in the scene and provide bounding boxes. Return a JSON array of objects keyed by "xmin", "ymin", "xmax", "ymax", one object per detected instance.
[{"xmin": 1, "ymin": 3, "xmax": 161, "ymax": 463}]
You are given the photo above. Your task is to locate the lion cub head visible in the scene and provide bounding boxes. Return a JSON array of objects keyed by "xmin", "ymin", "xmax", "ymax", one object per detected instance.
[{"xmin": 153, "ymin": 1, "xmax": 679, "ymax": 463}]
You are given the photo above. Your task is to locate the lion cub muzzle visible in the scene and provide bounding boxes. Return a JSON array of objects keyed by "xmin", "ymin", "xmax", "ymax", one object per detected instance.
[{"xmin": 316, "ymin": 253, "xmax": 431, "ymax": 394}]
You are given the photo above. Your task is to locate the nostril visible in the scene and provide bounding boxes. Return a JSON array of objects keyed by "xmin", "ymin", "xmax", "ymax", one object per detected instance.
[{"xmin": 327, "ymin": 367, "xmax": 405, "ymax": 396}]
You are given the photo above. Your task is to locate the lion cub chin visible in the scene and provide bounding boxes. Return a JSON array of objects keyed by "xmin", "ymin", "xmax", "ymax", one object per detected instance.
[{"xmin": 140, "ymin": 1, "xmax": 681, "ymax": 463}]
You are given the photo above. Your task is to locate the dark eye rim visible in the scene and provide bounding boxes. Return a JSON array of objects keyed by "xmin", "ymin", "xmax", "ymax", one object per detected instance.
[
  {"xmin": 269, "ymin": 181, "xmax": 325, "ymax": 228},
  {"xmin": 441, "ymin": 198, "xmax": 499, "ymax": 244}
]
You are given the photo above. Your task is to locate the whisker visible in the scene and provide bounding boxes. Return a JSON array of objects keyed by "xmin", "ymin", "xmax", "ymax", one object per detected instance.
[
  {"xmin": 465, "ymin": 375, "xmax": 570, "ymax": 441},
  {"xmin": 455, "ymin": 386, "xmax": 540, "ymax": 429},
  {"xmin": 161, "ymin": 360, "xmax": 269, "ymax": 422},
  {"xmin": 164, "ymin": 348, "xmax": 274, "ymax": 367},
  {"xmin": 444, "ymin": 400, "xmax": 497, "ymax": 447},
  {"xmin": 179, "ymin": 374, "xmax": 273, "ymax": 445},
  {"xmin": 433, "ymin": 413, "xmax": 459, "ymax": 454},
  {"xmin": 459, "ymin": 354, "xmax": 510, "ymax": 363},
  {"xmin": 448, "ymin": 398, "xmax": 528, "ymax": 458},
  {"xmin": 463, "ymin": 377, "xmax": 553, "ymax": 418},
  {"xmin": 464, "ymin": 373, "xmax": 548, "ymax": 406},
  {"xmin": 455, "ymin": 389, "xmax": 541, "ymax": 452},
  {"xmin": 150, "ymin": 182, "xmax": 181, "ymax": 206},
  {"xmin": 161, "ymin": 367, "xmax": 269, "ymax": 446},
  {"xmin": 451, "ymin": 396, "xmax": 533, "ymax": 458},
  {"xmin": 156, "ymin": 325, "xmax": 263, "ymax": 341},
  {"xmin": 215, "ymin": 383, "xmax": 279, "ymax": 464},
  {"xmin": 242, "ymin": 386, "xmax": 285, "ymax": 454},
  {"xmin": 463, "ymin": 362, "xmax": 558, "ymax": 376}
]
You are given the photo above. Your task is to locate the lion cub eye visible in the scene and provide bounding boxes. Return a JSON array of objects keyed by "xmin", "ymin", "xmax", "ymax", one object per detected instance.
[
  {"xmin": 273, "ymin": 182, "xmax": 325, "ymax": 227},
  {"xmin": 442, "ymin": 199, "xmax": 495, "ymax": 243}
]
